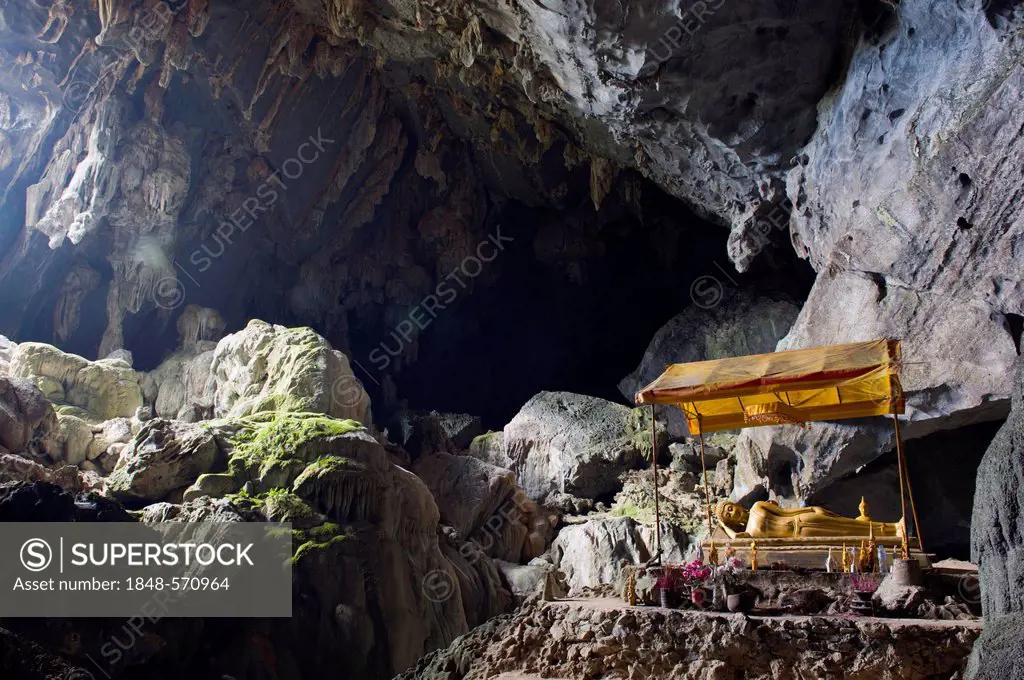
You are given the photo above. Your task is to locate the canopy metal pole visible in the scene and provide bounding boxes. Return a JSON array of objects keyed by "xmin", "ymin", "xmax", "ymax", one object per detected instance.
[
  {"xmin": 697, "ymin": 428, "xmax": 716, "ymax": 547},
  {"xmin": 894, "ymin": 414, "xmax": 909, "ymax": 558},
  {"xmin": 893, "ymin": 414, "xmax": 925, "ymax": 554},
  {"xmin": 650, "ymin": 405, "xmax": 662, "ymax": 564}
]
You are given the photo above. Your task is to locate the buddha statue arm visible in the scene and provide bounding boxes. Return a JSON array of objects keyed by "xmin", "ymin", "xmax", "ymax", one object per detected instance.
[{"xmin": 718, "ymin": 521, "xmax": 751, "ymax": 540}]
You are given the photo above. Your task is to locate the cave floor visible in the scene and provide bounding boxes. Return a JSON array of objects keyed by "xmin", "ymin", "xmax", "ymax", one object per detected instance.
[
  {"xmin": 552, "ymin": 597, "xmax": 984, "ymax": 629},
  {"xmin": 403, "ymin": 596, "xmax": 982, "ymax": 678}
]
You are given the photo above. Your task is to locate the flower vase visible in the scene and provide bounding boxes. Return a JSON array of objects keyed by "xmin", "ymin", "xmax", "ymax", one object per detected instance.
[
  {"xmin": 727, "ymin": 593, "xmax": 750, "ymax": 613},
  {"xmin": 659, "ymin": 588, "xmax": 678, "ymax": 609},
  {"xmin": 690, "ymin": 588, "xmax": 705, "ymax": 608},
  {"xmin": 712, "ymin": 583, "xmax": 724, "ymax": 611}
]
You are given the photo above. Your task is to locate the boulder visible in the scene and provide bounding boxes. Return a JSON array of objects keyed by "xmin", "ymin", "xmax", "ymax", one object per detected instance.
[
  {"xmin": 142, "ymin": 341, "xmax": 217, "ymax": 421},
  {"xmin": 0, "ymin": 335, "xmax": 14, "ymax": 376},
  {"xmin": 412, "ymin": 452, "xmax": 518, "ymax": 539},
  {"xmin": 440, "ymin": 532, "xmax": 510, "ymax": 628},
  {"xmin": 550, "ymin": 515, "xmax": 688, "ymax": 593},
  {"xmin": 502, "ymin": 392, "xmax": 654, "ymax": 508},
  {"xmin": 495, "ymin": 561, "xmax": 567, "ymax": 601},
  {"xmin": 53, "ymin": 410, "xmax": 99, "ymax": 465},
  {"xmin": 0, "ymin": 376, "xmax": 58, "ymax": 458},
  {"xmin": 53, "ymin": 411, "xmax": 141, "ymax": 469},
  {"xmin": 436, "ymin": 413, "xmax": 485, "ymax": 450},
  {"xmin": 468, "ymin": 431, "xmax": 510, "ymax": 468},
  {"xmin": 196, "ymin": 412, "xmax": 380, "ymax": 498},
  {"xmin": 9, "ymin": 342, "xmax": 142, "ymax": 421},
  {"xmin": 388, "ymin": 410, "xmax": 485, "ymax": 457},
  {"xmin": 0, "ymin": 453, "xmax": 83, "ymax": 493},
  {"xmin": 103, "ymin": 349, "xmax": 133, "ymax": 366},
  {"xmin": 140, "ymin": 496, "xmax": 246, "ymax": 524},
  {"xmin": 98, "ymin": 443, "xmax": 125, "ymax": 473},
  {"xmin": 206, "ymin": 320, "xmax": 371, "ymax": 425},
  {"xmin": 619, "ymin": 291, "xmax": 799, "ymax": 437},
  {"xmin": 106, "ymin": 418, "xmax": 218, "ymax": 502},
  {"xmin": 414, "ymin": 452, "xmax": 549, "ymax": 562},
  {"xmin": 386, "ymin": 410, "xmax": 453, "ymax": 458}
]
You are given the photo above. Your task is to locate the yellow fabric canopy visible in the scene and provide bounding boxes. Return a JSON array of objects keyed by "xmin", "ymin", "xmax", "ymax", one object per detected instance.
[{"xmin": 635, "ymin": 339, "xmax": 904, "ymax": 435}]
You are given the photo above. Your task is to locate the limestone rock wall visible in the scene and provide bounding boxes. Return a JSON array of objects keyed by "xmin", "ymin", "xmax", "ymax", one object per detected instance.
[
  {"xmin": 972, "ymin": 358, "xmax": 1024, "ymax": 616},
  {"xmin": 733, "ymin": 1, "xmax": 1023, "ymax": 505}
]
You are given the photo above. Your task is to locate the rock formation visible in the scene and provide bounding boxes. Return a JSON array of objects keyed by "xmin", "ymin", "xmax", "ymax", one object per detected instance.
[
  {"xmin": 397, "ymin": 600, "xmax": 981, "ymax": 680},
  {"xmin": 0, "ymin": 376, "xmax": 58, "ymax": 459},
  {"xmin": 9, "ymin": 342, "xmax": 142, "ymax": 421},
  {"xmin": 501, "ymin": 391, "xmax": 657, "ymax": 510},
  {"xmin": 967, "ymin": 358, "xmax": 1024, "ymax": 678},
  {"xmin": 732, "ymin": 1, "xmax": 1023, "ymax": 508},
  {"xmin": 549, "ymin": 515, "xmax": 688, "ymax": 593},
  {"xmin": 106, "ymin": 418, "xmax": 218, "ymax": 502},
  {"xmin": 206, "ymin": 320, "xmax": 372, "ymax": 424}
]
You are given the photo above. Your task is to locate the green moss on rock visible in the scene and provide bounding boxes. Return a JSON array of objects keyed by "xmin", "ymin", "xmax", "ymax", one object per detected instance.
[
  {"xmin": 222, "ymin": 411, "xmax": 363, "ymax": 486},
  {"xmin": 263, "ymin": 488, "xmax": 320, "ymax": 524},
  {"xmin": 292, "ymin": 455, "xmax": 351, "ymax": 488},
  {"xmin": 292, "ymin": 521, "xmax": 349, "ymax": 564},
  {"xmin": 471, "ymin": 431, "xmax": 502, "ymax": 447}
]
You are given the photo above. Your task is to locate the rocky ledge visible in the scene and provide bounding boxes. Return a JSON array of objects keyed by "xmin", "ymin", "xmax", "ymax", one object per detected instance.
[{"xmin": 398, "ymin": 598, "xmax": 982, "ymax": 680}]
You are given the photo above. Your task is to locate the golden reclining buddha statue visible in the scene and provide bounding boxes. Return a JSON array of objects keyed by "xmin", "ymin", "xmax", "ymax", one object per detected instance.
[{"xmin": 715, "ymin": 498, "xmax": 904, "ymax": 540}]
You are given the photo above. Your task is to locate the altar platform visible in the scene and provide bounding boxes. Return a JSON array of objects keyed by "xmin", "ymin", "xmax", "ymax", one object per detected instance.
[{"xmin": 701, "ymin": 528, "xmax": 932, "ymax": 570}]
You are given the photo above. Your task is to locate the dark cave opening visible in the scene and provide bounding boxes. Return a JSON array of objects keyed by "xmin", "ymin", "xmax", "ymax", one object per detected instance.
[
  {"xmin": 1007, "ymin": 313, "xmax": 1023, "ymax": 355},
  {"xmin": 11, "ymin": 175, "xmax": 816, "ymax": 431},
  {"xmin": 0, "ymin": 35, "xmax": 823, "ymax": 431},
  {"xmin": 768, "ymin": 452, "xmax": 799, "ymax": 499},
  {"xmin": 352, "ymin": 188, "xmax": 813, "ymax": 429},
  {"xmin": 808, "ymin": 419, "xmax": 1006, "ymax": 560}
]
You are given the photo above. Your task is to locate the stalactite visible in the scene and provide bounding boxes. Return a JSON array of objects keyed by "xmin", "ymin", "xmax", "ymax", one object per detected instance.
[
  {"xmin": 589, "ymin": 156, "xmax": 616, "ymax": 211},
  {"xmin": 57, "ymin": 39, "xmax": 97, "ymax": 88},
  {"xmin": 53, "ymin": 262, "xmax": 101, "ymax": 343},
  {"xmin": 452, "ymin": 15, "xmax": 482, "ymax": 69},
  {"xmin": 37, "ymin": 0, "xmax": 73, "ymax": 44},
  {"xmin": 186, "ymin": 0, "xmax": 211, "ymax": 37},
  {"xmin": 246, "ymin": 16, "xmax": 302, "ymax": 121},
  {"xmin": 160, "ymin": 21, "xmax": 193, "ymax": 89}
]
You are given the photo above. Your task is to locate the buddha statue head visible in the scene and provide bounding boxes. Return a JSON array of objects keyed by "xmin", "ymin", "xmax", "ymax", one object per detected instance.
[{"xmin": 716, "ymin": 501, "xmax": 750, "ymax": 531}]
